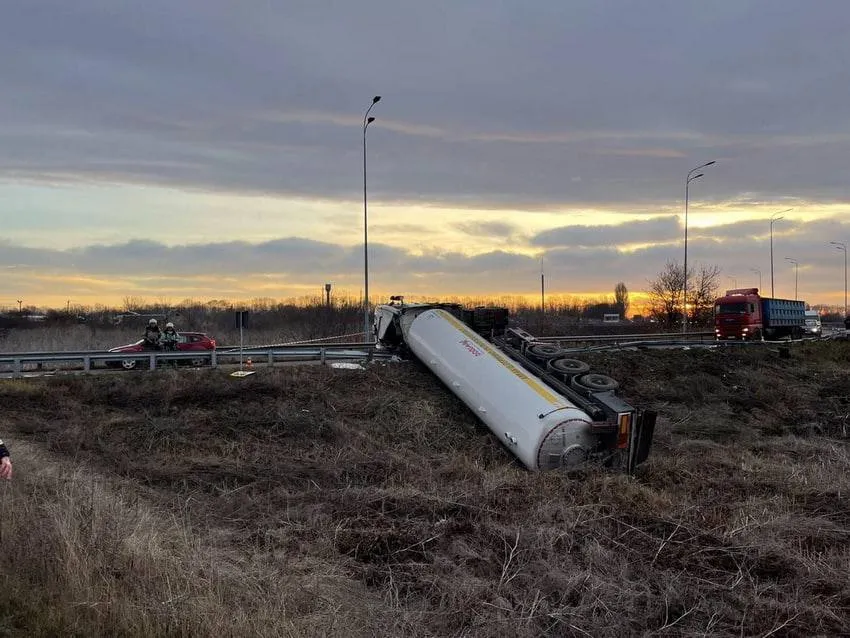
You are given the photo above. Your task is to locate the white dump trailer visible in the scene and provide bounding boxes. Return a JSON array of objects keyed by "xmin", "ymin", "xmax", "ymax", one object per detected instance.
[{"xmin": 374, "ymin": 299, "xmax": 654, "ymax": 472}]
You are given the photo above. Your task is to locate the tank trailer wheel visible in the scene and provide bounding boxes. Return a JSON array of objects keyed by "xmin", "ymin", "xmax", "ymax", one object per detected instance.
[
  {"xmin": 526, "ymin": 343, "xmax": 565, "ymax": 362},
  {"xmin": 547, "ymin": 358, "xmax": 591, "ymax": 380},
  {"xmin": 575, "ymin": 373, "xmax": 620, "ymax": 392}
]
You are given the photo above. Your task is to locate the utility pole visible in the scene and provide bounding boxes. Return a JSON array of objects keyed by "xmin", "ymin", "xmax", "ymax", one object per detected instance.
[
  {"xmin": 784, "ymin": 257, "xmax": 799, "ymax": 300},
  {"xmin": 540, "ymin": 257, "xmax": 545, "ymax": 313},
  {"xmin": 362, "ymin": 95, "xmax": 381, "ymax": 342},
  {"xmin": 830, "ymin": 241, "xmax": 847, "ymax": 318},
  {"xmin": 682, "ymin": 160, "xmax": 716, "ymax": 333},
  {"xmin": 749, "ymin": 268, "xmax": 762, "ymax": 290},
  {"xmin": 769, "ymin": 209, "xmax": 792, "ymax": 297}
]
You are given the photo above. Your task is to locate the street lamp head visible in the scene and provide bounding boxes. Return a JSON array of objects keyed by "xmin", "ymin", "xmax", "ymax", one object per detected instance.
[
  {"xmin": 704, "ymin": 161, "xmax": 716, "ymax": 167},
  {"xmin": 367, "ymin": 116, "xmax": 375, "ymax": 124},
  {"xmin": 688, "ymin": 173, "xmax": 704, "ymax": 183},
  {"xmin": 372, "ymin": 95, "xmax": 381, "ymax": 104}
]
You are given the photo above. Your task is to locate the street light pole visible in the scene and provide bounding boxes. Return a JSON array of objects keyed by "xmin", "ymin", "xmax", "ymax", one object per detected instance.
[
  {"xmin": 363, "ymin": 95, "xmax": 381, "ymax": 343},
  {"xmin": 540, "ymin": 257, "xmax": 545, "ymax": 313},
  {"xmin": 830, "ymin": 241, "xmax": 847, "ymax": 318},
  {"xmin": 784, "ymin": 257, "xmax": 798, "ymax": 300},
  {"xmin": 682, "ymin": 160, "xmax": 716, "ymax": 333},
  {"xmin": 750, "ymin": 268, "xmax": 762, "ymax": 290},
  {"xmin": 769, "ymin": 208, "xmax": 792, "ymax": 298}
]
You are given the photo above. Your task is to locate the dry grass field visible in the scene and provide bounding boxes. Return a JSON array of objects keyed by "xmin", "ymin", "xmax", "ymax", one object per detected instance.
[{"xmin": 1, "ymin": 340, "xmax": 850, "ymax": 636}]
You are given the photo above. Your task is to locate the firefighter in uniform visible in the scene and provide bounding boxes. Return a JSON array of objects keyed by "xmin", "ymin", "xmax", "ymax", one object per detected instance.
[
  {"xmin": 143, "ymin": 319, "xmax": 162, "ymax": 350},
  {"xmin": 161, "ymin": 322, "xmax": 179, "ymax": 351}
]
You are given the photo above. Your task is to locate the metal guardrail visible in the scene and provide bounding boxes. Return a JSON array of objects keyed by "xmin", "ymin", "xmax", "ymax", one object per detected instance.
[
  {"xmin": 0, "ymin": 344, "xmax": 387, "ymax": 378},
  {"xmin": 215, "ymin": 341, "xmax": 375, "ymax": 352},
  {"xmin": 535, "ymin": 331, "xmax": 716, "ymax": 344}
]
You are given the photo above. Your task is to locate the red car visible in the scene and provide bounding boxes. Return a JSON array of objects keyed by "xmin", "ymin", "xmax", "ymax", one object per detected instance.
[{"xmin": 107, "ymin": 332, "xmax": 217, "ymax": 369}]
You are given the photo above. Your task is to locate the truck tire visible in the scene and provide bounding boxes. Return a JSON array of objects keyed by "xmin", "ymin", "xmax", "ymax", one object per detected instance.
[
  {"xmin": 526, "ymin": 343, "xmax": 565, "ymax": 362},
  {"xmin": 547, "ymin": 358, "xmax": 591, "ymax": 380},
  {"xmin": 574, "ymin": 373, "xmax": 620, "ymax": 392}
]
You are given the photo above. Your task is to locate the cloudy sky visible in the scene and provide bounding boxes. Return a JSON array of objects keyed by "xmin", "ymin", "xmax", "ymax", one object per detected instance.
[{"xmin": 2, "ymin": 0, "xmax": 850, "ymax": 311}]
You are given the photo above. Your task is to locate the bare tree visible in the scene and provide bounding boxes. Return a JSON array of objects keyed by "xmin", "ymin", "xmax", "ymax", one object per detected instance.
[
  {"xmin": 688, "ymin": 264, "xmax": 722, "ymax": 326},
  {"xmin": 614, "ymin": 282, "xmax": 630, "ymax": 318},
  {"xmin": 646, "ymin": 261, "xmax": 684, "ymax": 328},
  {"xmin": 122, "ymin": 296, "xmax": 146, "ymax": 312},
  {"xmin": 646, "ymin": 261, "xmax": 722, "ymax": 329}
]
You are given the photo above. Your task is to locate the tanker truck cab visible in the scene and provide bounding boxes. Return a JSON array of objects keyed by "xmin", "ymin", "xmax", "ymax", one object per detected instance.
[{"xmin": 714, "ymin": 288, "xmax": 762, "ymax": 340}]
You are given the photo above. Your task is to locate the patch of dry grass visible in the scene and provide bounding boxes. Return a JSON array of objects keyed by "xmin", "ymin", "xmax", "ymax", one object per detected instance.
[
  {"xmin": 2, "ymin": 342, "xmax": 850, "ymax": 635},
  {"xmin": 0, "ymin": 442, "xmax": 396, "ymax": 637}
]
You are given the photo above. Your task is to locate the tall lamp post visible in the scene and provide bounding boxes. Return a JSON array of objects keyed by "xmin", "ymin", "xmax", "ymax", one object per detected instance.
[
  {"xmin": 540, "ymin": 256, "xmax": 545, "ymax": 313},
  {"xmin": 769, "ymin": 208, "xmax": 792, "ymax": 297},
  {"xmin": 682, "ymin": 160, "xmax": 716, "ymax": 333},
  {"xmin": 363, "ymin": 95, "xmax": 381, "ymax": 342},
  {"xmin": 830, "ymin": 241, "xmax": 847, "ymax": 318},
  {"xmin": 750, "ymin": 268, "xmax": 762, "ymax": 290},
  {"xmin": 784, "ymin": 257, "xmax": 799, "ymax": 300}
]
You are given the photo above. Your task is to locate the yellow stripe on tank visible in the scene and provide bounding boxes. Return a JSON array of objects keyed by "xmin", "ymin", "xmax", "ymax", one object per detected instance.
[{"xmin": 436, "ymin": 310, "xmax": 562, "ymax": 405}]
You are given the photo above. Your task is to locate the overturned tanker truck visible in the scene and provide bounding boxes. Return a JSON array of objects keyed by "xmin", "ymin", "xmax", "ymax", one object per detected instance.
[{"xmin": 374, "ymin": 297, "xmax": 655, "ymax": 473}]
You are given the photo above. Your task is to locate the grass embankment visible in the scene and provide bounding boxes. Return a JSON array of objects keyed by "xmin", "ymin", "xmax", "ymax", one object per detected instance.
[{"xmin": 2, "ymin": 341, "xmax": 850, "ymax": 636}]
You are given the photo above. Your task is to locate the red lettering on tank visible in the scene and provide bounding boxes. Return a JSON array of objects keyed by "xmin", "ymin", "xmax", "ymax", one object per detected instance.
[{"xmin": 459, "ymin": 339, "xmax": 482, "ymax": 357}]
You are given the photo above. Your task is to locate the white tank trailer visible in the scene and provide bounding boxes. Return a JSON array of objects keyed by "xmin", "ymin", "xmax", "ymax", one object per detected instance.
[{"xmin": 374, "ymin": 298, "xmax": 655, "ymax": 473}]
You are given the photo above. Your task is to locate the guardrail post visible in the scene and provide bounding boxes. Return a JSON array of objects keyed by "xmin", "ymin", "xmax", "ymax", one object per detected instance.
[
  {"xmin": 83, "ymin": 356, "xmax": 91, "ymax": 372},
  {"xmin": 211, "ymin": 350, "xmax": 217, "ymax": 368},
  {"xmin": 149, "ymin": 354, "xmax": 156, "ymax": 370},
  {"xmin": 13, "ymin": 358, "xmax": 22, "ymax": 378},
  {"xmin": 320, "ymin": 347, "xmax": 326, "ymax": 365},
  {"xmin": 267, "ymin": 351, "xmax": 274, "ymax": 366}
]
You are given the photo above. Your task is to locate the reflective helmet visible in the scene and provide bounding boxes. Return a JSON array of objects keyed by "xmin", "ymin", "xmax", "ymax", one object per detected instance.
[
  {"xmin": 148, "ymin": 319, "xmax": 158, "ymax": 326},
  {"xmin": 166, "ymin": 322, "xmax": 174, "ymax": 329}
]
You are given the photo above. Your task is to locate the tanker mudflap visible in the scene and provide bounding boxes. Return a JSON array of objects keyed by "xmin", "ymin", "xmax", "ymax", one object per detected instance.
[{"xmin": 627, "ymin": 410, "xmax": 657, "ymax": 474}]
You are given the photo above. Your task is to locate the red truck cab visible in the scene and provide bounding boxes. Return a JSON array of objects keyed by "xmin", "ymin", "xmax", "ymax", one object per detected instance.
[
  {"xmin": 714, "ymin": 288, "xmax": 806, "ymax": 341},
  {"xmin": 714, "ymin": 288, "xmax": 763, "ymax": 340}
]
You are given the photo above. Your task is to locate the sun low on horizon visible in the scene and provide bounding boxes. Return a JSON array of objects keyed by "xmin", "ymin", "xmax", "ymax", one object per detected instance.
[{"xmin": 2, "ymin": 2, "xmax": 850, "ymax": 313}]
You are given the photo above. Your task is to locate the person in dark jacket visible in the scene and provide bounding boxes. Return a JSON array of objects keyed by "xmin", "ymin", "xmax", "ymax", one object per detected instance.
[
  {"xmin": 0, "ymin": 439, "xmax": 11, "ymax": 480},
  {"xmin": 161, "ymin": 322, "xmax": 179, "ymax": 351},
  {"xmin": 143, "ymin": 319, "xmax": 162, "ymax": 349}
]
